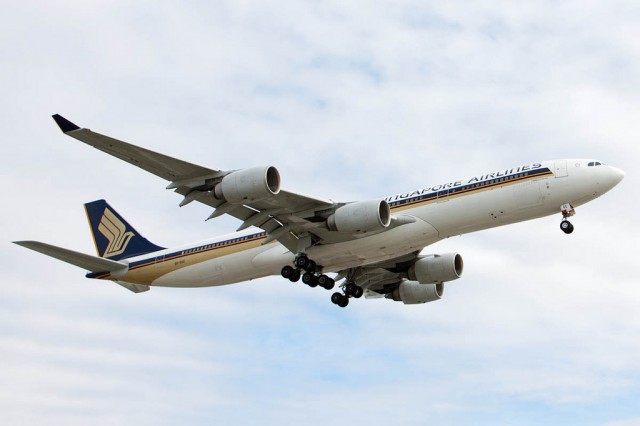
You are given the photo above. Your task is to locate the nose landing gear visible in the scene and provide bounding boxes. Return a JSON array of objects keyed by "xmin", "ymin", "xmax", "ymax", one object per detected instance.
[{"xmin": 560, "ymin": 203, "xmax": 576, "ymax": 234}]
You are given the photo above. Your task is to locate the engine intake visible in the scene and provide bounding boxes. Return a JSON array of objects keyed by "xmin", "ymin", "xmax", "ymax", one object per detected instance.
[
  {"xmin": 327, "ymin": 200, "xmax": 391, "ymax": 233},
  {"xmin": 409, "ymin": 253, "xmax": 463, "ymax": 284},
  {"xmin": 214, "ymin": 166, "xmax": 280, "ymax": 204},
  {"xmin": 388, "ymin": 281, "xmax": 444, "ymax": 304}
]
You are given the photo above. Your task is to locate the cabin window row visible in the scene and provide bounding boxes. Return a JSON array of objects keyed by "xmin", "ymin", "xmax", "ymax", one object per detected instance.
[
  {"xmin": 393, "ymin": 173, "xmax": 532, "ymax": 206},
  {"xmin": 180, "ymin": 236, "xmax": 254, "ymax": 255}
]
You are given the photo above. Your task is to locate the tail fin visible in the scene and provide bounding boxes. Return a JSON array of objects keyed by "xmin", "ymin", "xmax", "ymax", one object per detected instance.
[{"xmin": 84, "ymin": 199, "xmax": 165, "ymax": 260}]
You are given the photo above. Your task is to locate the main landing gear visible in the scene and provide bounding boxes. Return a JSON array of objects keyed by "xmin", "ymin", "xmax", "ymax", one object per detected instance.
[
  {"xmin": 281, "ymin": 254, "xmax": 365, "ymax": 308},
  {"xmin": 281, "ymin": 254, "xmax": 335, "ymax": 290},
  {"xmin": 560, "ymin": 203, "xmax": 575, "ymax": 234},
  {"xmin": 330, "ymin": 281, "xmax": 364, "ymax": 308}
]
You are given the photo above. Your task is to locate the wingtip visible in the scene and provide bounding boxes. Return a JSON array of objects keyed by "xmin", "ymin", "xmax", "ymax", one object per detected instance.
[
  {"xmin": 52, "ymin": 114, "xmax": 81, "ymax": 133},
  {"xmin": 13, "ymin": 241, "xmax": 35, "ymax": 249}
]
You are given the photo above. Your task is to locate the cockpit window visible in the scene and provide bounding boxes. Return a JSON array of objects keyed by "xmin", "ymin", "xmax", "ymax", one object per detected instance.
[{"xmin": 587, "ymin": 161, "xmax": 603, "ymax": 167}]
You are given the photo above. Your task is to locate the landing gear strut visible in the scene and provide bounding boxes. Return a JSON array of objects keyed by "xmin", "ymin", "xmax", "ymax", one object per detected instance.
[{"xmin": 560, "ymin": 203, "xmax": 576, "ymax": 234}]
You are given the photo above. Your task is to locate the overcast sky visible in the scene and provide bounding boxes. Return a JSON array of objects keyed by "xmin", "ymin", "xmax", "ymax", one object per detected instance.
[{"xmin": 1, "ymin": 1, "xmax": 639, "ymax": 425}]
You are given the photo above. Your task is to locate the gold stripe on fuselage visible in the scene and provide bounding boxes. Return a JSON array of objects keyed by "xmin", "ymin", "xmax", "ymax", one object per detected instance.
[{"xmin": 100, "ymin": 234, "xmax": 268, "ymax": 284}]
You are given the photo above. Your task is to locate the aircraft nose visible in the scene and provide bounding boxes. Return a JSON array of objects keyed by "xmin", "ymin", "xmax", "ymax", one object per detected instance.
[
  {"xmin": 603, "ymin": 166, "xmax": 625, "ymax": 190},
  {"xmin": 610, "ymin": 166, "xmax": 625, "ymax": 185}
]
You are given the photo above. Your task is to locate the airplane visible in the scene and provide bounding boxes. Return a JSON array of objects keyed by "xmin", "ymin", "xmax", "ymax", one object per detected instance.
[{"xmin": 14, "ymin": 114, "xmax": 625, "ymax": 307}]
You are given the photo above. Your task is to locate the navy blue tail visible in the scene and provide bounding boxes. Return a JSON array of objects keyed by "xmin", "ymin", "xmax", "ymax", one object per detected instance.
[{"xmin": 84, "ymin": 200, "xmax": 165, "ymax": 260}]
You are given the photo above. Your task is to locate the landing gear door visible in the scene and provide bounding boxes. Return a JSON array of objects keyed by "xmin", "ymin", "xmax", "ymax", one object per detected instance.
[{"xmin": 554, "ymin": 160, "xmax": 568, "ymax": 178}]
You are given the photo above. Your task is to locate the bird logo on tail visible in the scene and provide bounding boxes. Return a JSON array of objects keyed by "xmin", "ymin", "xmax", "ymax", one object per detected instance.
[{"xmin": 98, "ymin": 208, "xmax": 135, "ymax": 257}]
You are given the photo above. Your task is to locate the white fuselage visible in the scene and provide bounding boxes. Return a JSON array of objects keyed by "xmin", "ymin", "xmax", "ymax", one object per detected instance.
[{"xmin": 104, "ymin": 159, "xmax": 623, "ymax": 288}]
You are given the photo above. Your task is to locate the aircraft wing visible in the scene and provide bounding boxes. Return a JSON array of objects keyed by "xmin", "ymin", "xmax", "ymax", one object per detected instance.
[
  {"xmin": 52, "ymin": 115, "xmax": 338, "ymax": 252},
  {"xmin": 52, "ymin": 115, "xmax": 219, "ymax": 182}
]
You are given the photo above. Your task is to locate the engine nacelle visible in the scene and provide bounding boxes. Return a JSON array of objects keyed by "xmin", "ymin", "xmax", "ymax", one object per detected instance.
[
  {"xmin": 408, "ymin": 253, "xmax": 463, "ymax": 284},
  {"xmin": 326, "ymin": 200, "xmax": 391, "ymax": 233},
  {"xmin": 214, "ymin": 166, "xmax": 280, "ymax": 204},
  {"xmin": 388, "ymin": 281, "xmax": 444, "ymax": 304}
]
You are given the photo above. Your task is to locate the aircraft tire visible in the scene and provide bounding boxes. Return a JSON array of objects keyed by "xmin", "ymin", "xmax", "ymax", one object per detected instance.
[
  {"xmin": 281, "ymin": 265, "xmax": 295, "ymax": 279},
  {"xmin": 560, "ymin": 220, "xmax": 574, "ymax": 234},
  {"xmin": 323, "ymin": 277, "xmax": 335, "ymax": 290},
  {"xmin": 295, "ymin": 255, "xmax": 309, "ymax": 269},
  {"xmin": 318, "ymin": 274, "xmax": 332, "ymax": 289},
  {"xmin": 305, "ymin": 259, "xmax": 317, "ymax": 273},
  {"xmin": 338, "ymin": 296, "xmax": 349, "ymax": 308},
  {"xmin": 303, "ymin": 272, "xmax": 318, "ymax": 287},
  {"xmin": 289, "ymin": 270, "xmax": 301, "ymax": 282},
  {"xmin": 353, "ymin": 286, "xmax": 364, "ymax": 298},
  {"xmin": 346, "ymin": 282, "xmax": 357, "ymax": 296}
]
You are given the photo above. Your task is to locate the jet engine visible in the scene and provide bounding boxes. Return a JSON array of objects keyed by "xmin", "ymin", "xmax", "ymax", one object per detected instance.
[
  {"xmin": 327, "ymin": 200, "xmax": 391, "ymax": 233},
  {"xmin": 408, "ymin": 253, "xmax": 463, "ymax": 284},
  {"xmin": 214, "ymin": 166, "xmax": 281, "ymax": 204},
  {"xmin": 387, "ymin": 281, "xmax": 444, "ymax": 305}
]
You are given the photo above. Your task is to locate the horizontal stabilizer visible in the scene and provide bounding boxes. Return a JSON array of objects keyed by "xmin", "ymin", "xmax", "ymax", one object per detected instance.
[{"xmin": 13, "ymin": 241, "xmax": 128, "ymax": 273}]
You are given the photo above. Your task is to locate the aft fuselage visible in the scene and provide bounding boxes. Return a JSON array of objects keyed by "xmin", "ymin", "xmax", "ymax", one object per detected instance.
[{"xmin": 93, "ymin": 159, "xmax": 624, "ymax": 288}]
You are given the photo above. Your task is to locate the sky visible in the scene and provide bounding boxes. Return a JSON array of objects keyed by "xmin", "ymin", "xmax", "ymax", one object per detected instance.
[{"xmin": 1, "ymin": 1, "xmax": 639, "ymax": 425}]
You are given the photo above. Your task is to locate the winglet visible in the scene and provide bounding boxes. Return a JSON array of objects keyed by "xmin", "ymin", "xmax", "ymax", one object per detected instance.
[{"xmin": 52, "ymin": 114, "xmax": 81, "ymax": 133}]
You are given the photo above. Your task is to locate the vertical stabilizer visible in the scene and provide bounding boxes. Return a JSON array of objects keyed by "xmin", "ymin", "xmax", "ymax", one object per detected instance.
[{"xmin": 84, "ymin": 200, "xmax": 165, "ymax": 260}]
